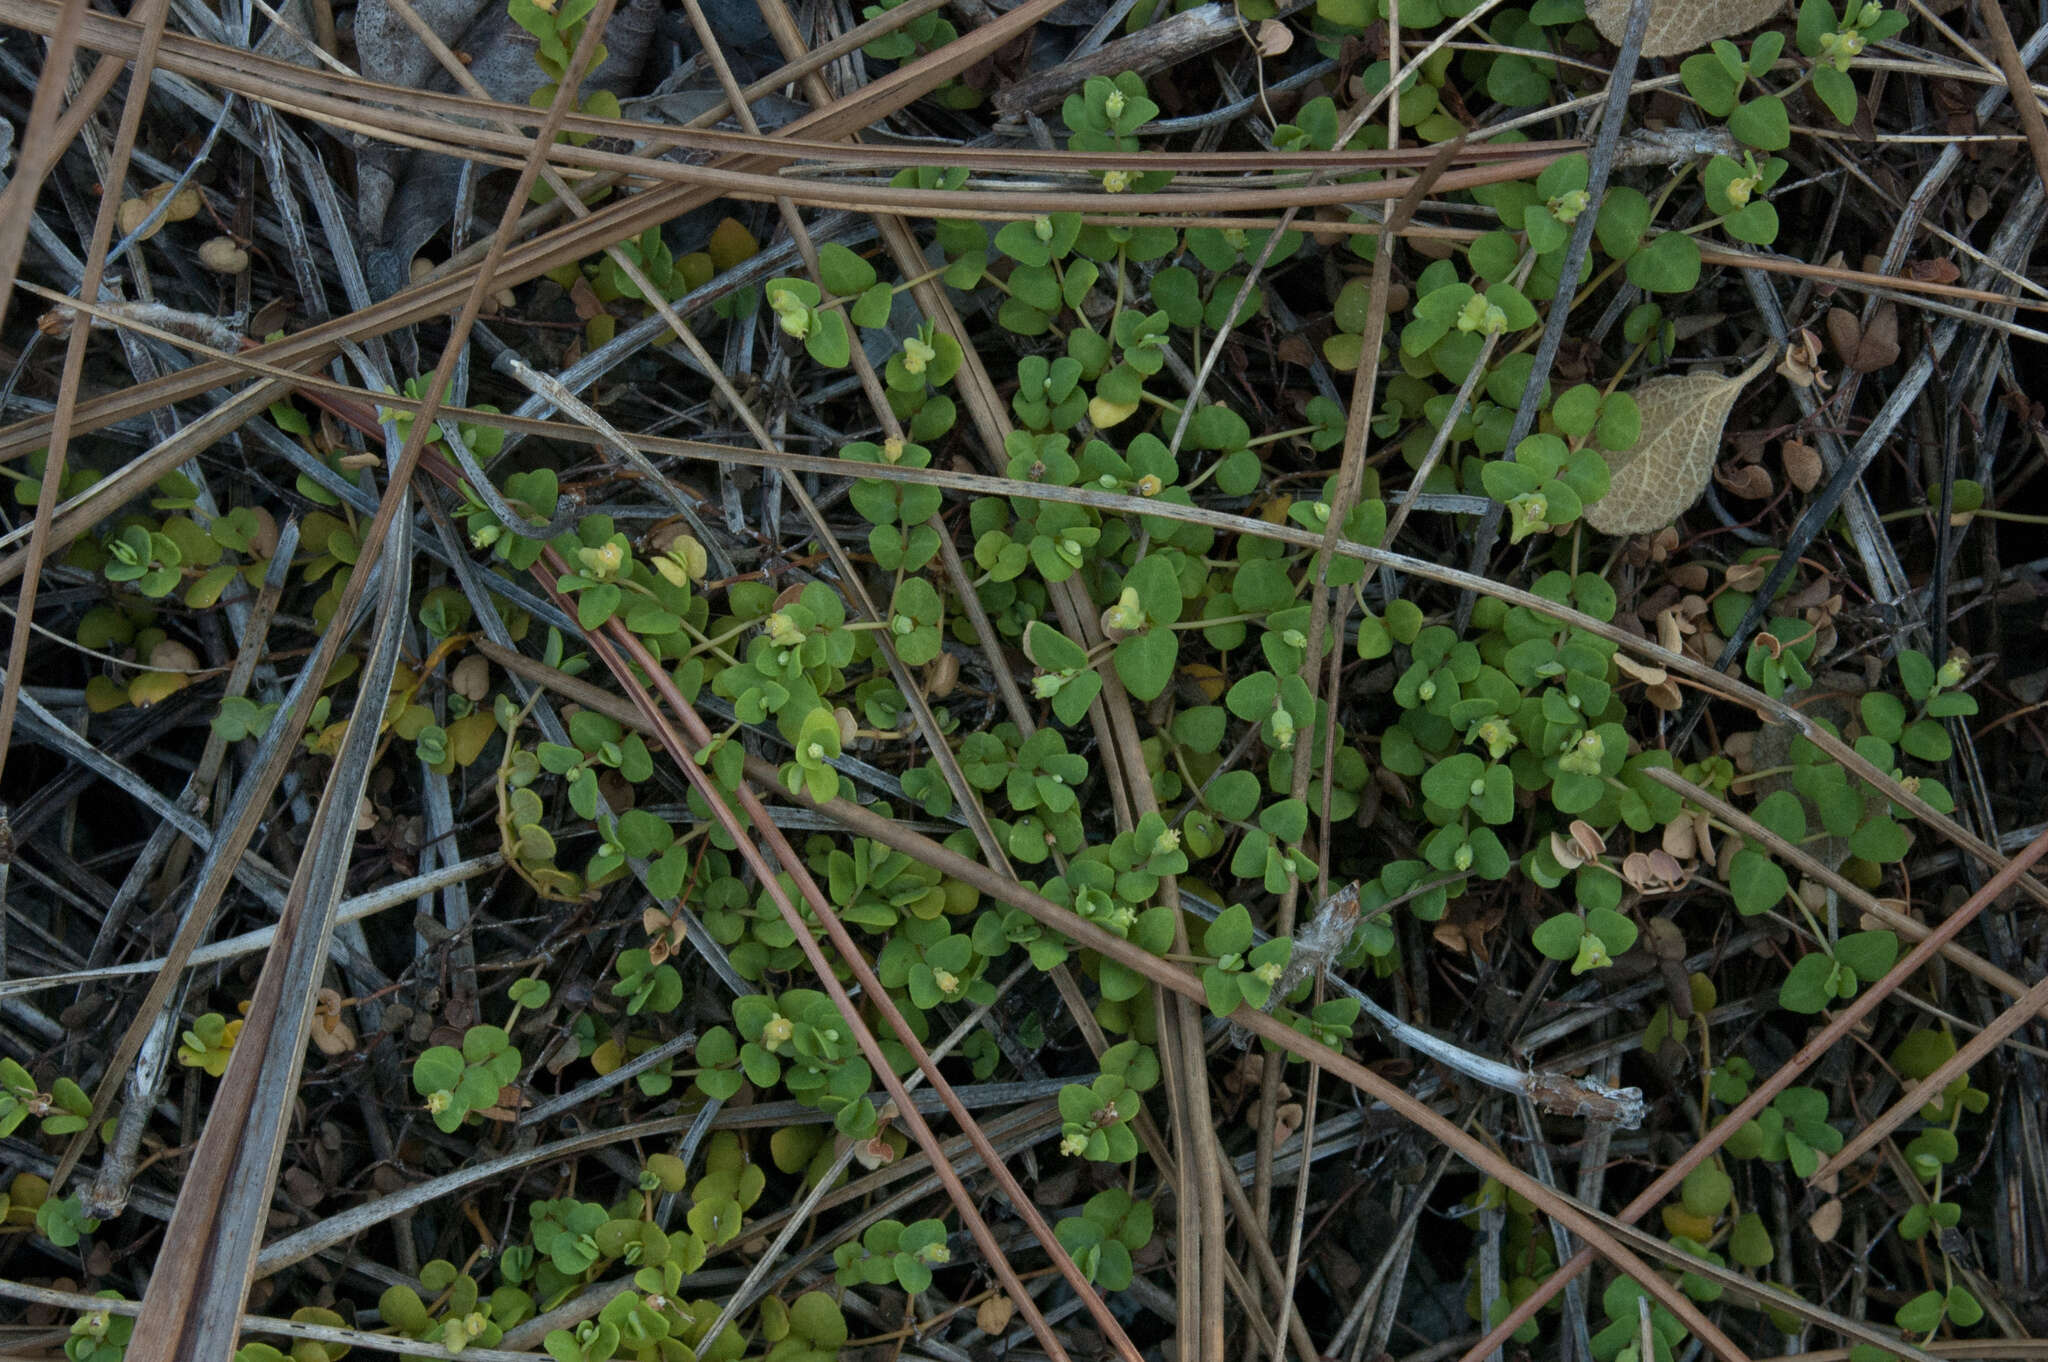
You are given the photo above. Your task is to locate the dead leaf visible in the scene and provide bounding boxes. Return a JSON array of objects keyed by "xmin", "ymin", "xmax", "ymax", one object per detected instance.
[
  {"xmin": 1809, "ymin": 1198, "xmax": 1843, "ymax": 1242},
  {"xmin": 1907, "ymin": 257, "xmax": 1961, "ymax": 284},
  {"xmin": 978, "ymin": 1295, "xmax": 1017, "ymax": 1334},
  {"xmin": 1724, "ymin": 558, "xmax": 1771, "ymax": 592},
  {"xmin": 1714, "ymin": 461, "xmax": 1775, "ymax": 499},
  {"xmin": 1776, "ymin": 327, "xmax": 1829, "ymax": 390},
  {"xmin": 310, "ymin": 988, "xmax": 356, "ymax": 1056},
  {"xmin": 150, "ymin": 639, "xmax": 201, "ymax": 672},
  {"xmin": 1782, "ymin": 440, "xmax": 1823, "ymax": 492},
  {"xmin": 1825, "ymin": 303, "xmax": 1900, "ymax": 372},
  {"xmin": 198, "ymin": 237, "xmax": 249, "ymax": 274},
  {"xmin": 1662, "ymin": 814, "xmax": 1698, "ymax": 861},
  {"xmin": 1569, "ymin": 820, "xmax": 1607, "ymax": 860},
  {"xmin": 1587, "ymin": 350, "xmax": 1774, "ymax": 534},
  {"xmin": 1255, "ymin": 17, "xmax": 1293, "ymax": 54},
  {"xmin": 451, "ymin": 654, "xmax": 490, "ymax": 701},
  {"xmin": 1616, "ymin": 654, "xmax": 1668, "ymax": 686},
  {"xmin": 1587, "ymin": 0, "xmax": 1783, "ymax": 56},
  {"xmin": 1643, "ymin": 916, "xmax": 1687, "ymax": 959}
]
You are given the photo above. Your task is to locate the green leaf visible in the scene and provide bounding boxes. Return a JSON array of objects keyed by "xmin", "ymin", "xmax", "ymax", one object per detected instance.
[
  {"xmin": 1680, "ymin": 53, "xmax": 1740, "ymax": 116},
  {"xmin": 817, "ymin": 243, "xmax": 877, "ymax": 296},
  {"xmin": 1812, "ymin": 62, "xmax": 1858, "ymax": 124},
  {"xmin": 1779, "ymin": 953, "xmax": 1837, "ymax": 1014},
  {"xmin": 1860, "ymin": 691, "xmax": 1906, "ymax": 742},
  {"xmin": 850, "ymin": 282, "xmax": 895, "ymax": 329},
  {"xmin": 1729, "ymin": 96, "xmax": 1790, "ymax": 150},
  {"xmin": 1835, "ymin": 929, "xmax": 1898, "ymax": 982},
  {"xmin": 1530, "ymin": 912, "xmax": 1584, "ymax": 960},
  {"xmin": 1204, "ymin": 903, "xmax": 1254, "ymax": 958},
  {"xmin": 1729, "ymin": 1212, "xmax": 1774, "ymax": 1267},
  {"xmin": 1681, "ymin": 1163, "xmax": 1732, "ymax": 1218},
  {"xmin": 1202, "ymin": 967, "xmax": 1242, "ymax": 1018},
  {"xmin": 1729, "ymin": 849, "xmax": 1788, "ymax": 915},
  {"xmin": 1850, "ymin": 815, "xmax": 1912, "ymax": 863},
  {"xmin": 1895, "ymin": 1289, "xmax": 1944, "ymax": 1334},
  {"xmin": 1421, "ymin": 752, "xmax": 1485, "ymax": 810},
  {"xmin": 1626, "ymin": 233, "xmax": 1701, "ymax": 294},
  {"xmin": 1113, "ymin": 627, "xmax": 1178, "ymax": 702},
  {"xmin": 1586, "ymin": 906, "xmax": 1638, "ymax": 956},
  {"xmin": 805, "ymin": 311, "xmax": 852, "ymax": 367},
  {"xmin": 1595, "ymin": 187, "xmax": 1649, "ymax": 261},
  {"xmin": 1902, "ymin": 718, "xmax": 1951, "ymax": 762},
  {"xmin": 1752, "ymin": 789, "xmax": 1807, "ymax": 842}
]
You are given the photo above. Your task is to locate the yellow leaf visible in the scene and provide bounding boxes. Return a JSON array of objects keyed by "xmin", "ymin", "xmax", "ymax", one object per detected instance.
[
  {"xmin": 591, "ymin": 1037, "xmax": 625, "ymax": 1075},
  {"xmin": 128, "ymin": 670, "xmax": 188, "ymax": 707},
  {"xmin": 678, "ymin": 252, "xmax": 716, "ymax": 291},
  {"xmin": 707, "ymin": 217, "xmax": 759, "ymax": 272},
  {"xmin": 1087, "ymin": 396, "xmax": 1138, "ymax": 429},
  {"xmin": 85, "ymin": 675, "xmax": 129, "ymax": 713},
  {"xmin": 449, "ymin": 710, "xmax": 498, "ymax": 766},
  {"xmin": 1587, "ymin": 349, "xmax": 1773, "ymax": 536},
  {"xmin": 1182, "ymin": 662, "xmax": 1227, "ymax": 702},
  {"xmin": 1661, "ymin": 1204, "xmax": 1715, "ymax": 1242}
]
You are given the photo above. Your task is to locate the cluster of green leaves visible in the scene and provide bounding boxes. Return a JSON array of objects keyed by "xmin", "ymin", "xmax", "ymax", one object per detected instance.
[
  {"xmin": 413, "ymin": 1022, "xmax": 522, "ymax": 1133},
  {"xmin": 1053, "ymin": 1188, "xmax": 1155, "ymax": 1290},
  {"xmin": 505, "ymin": 0, "xmax": 623, "ymax": 203},
  {"xmin": 0, "ymin": 1056, "xmax": 92, "ymax": 1138},
  {"xmin": 832, "ymin": 1217, "xmax": 952, "ymax": 1292},
  {"xmin": 480, "ymin": 1141, "xmax": 769, "ymax": 1362},
  {"xmin": 1458, "ymin": 1178, "xmax": 1563, "ymax": 1344},
  {"xmin": 374, "ymin": 1259, "xmax": 532, "ymax": 1361},
  {"xmin": 699, "ymin": 989, "xmax": 885, "ymax": 1138},
  {"xmin": 859, "ymin": 0, "xmax": 982, "ymax": 107},
  {"xmin": 1354, "ymin": 574, "xmax": 1679, "ymax": 981},
  {"xmin": 1056, "ymin": 1039, "xmax": 1157, "ymax": 1162},
  {"xmin": 64, "ymin": 1292, "xmax": 135, "ymax": 1362}
]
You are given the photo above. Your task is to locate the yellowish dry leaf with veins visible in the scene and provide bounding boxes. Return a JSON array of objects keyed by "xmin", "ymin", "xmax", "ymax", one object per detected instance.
[
  {"xmin": 1586, "ymin": 348, "xmax": 1775, "ymax": 535},
  {"xmin": 1587, "ymin": 0, "xmax": 1783, "ymax": 56}
]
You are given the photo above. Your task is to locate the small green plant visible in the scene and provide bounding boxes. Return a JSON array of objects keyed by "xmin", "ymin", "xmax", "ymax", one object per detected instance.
[
  {"xmin": 65, "ymin": 1292, "xmax": 134, "ymax": 1362},
  {"xmin": 832, "ymin": 1217, "xmax": 952, "ymax": 1292},
  {"xmin": 1053, "ymin": 1188, "xmax": 1154, "ymax": 1291},
  {"xmin": 0, "ymin": 1057, "xmax": 92, "ymax": 1136}
]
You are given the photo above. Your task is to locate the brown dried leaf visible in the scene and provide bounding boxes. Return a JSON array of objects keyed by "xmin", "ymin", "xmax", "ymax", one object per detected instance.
[
  {"xmin": 1776, "ymin": 327, "xmax": 1829, "ymax": 390},
  {"xmin": 1907, "ymin": 257, "xmax": 1961, "ymax": 284},
  {"xmin": 1715, "ymin": 461, "xmax": 1775, "ymax": 500},
  {"xmin": 1587, "ymin": 0, "xmax": 1783, "ymax": 56},
  {"xmin": 1781, "ymin": 440, "xmax": 1823, "ymax": 492},
  {"xmin": 1662, "ymin": 814, "xmax": 1698, "ymax": 861},
  {"xmin": 1825, "ymin": 304, "xmax": 1901, "ymax": 372},
  {"xmin": 1588, "ymin": 350, "xmax": 1775, "ymax": 534},
  {"xmin": 1570, "ymin": 820, "xmax": 1607, "ymax": 860},
  {"xmin": 1616, "ymin": 654, "xmax": 1669, "ymax": 685},
  {"xmin": 198, "ymin": 237, "xmax": 249, "ymax": 274},
  {"xmin": 1255, "ymin": 17, "xmax": 1293, "ymax": 54},
  {"xmin": 978, "ymin": 1295, "xmax": 1017, "ymax": 1334},
  {"xmin": 451, "ymin": 654, "xmax": 490, "ymax": 701},
  {"xmin": 1724, "ymin": 559, "xmax": 1771, "ymax": 592},
  {"xmin": 1809, "ymin": 1197, "xmax": 1844, "ymax": 1242}
]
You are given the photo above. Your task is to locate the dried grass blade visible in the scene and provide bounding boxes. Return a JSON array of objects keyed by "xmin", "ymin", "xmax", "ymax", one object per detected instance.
[{"xmin": 126, "ymin": 513, "xmax": 412, "ymax": 1362}]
